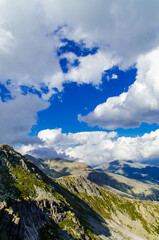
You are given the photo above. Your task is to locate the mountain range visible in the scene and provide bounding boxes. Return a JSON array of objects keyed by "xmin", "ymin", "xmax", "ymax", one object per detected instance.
[
  {"xmin": 1, "ymin": 144, "xmax": 159, "ymax": 240},
  {"xmin": 94, "ymin": 160, "xmax": 159, "ymax": 183}
]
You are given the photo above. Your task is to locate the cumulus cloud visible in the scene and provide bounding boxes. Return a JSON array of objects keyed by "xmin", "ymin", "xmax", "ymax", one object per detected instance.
[
  {"xmin": 0, "ymin": 94, "xmax": 49, "ymax": 144},
  {"xmin": 40, "ymin": 0, "xmax": 159, "ymax": 65},
  {"xmin": 28, "ymin": 146, "xmax": 66, "ymax": 159},
  {"xmin": 112, "ymin": 130, "xmax": 159, "ymax": 161},
  {"xmin": 45, "ymin": 51, "xmax": 118, "ymax": 92},
  {"xmin": 79, "ymin": 47, "xmax": 159, "ymax": 129},
  {"xmin": 1, "ymin": 0, "xmax": 159, "ymax": 95},
  {"xmin": 17, "ymin": 129, "xmax": 117, "ymax": 164},
  {"xmin": 0, "ymin": 0, "xmax": 61, "ymax": 96},
  {"xmin": 66, "ymin": 51, "xmax": 118, "ymax": 85},
  {"xmin": 17, "ymin": 128, "xmax": 159, "ymax": 165}
]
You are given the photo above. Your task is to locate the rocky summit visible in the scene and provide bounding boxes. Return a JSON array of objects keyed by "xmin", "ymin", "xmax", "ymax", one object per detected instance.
[{"xmin": 1, "ymin": 145, "xmax": 159, "ymax": 240}]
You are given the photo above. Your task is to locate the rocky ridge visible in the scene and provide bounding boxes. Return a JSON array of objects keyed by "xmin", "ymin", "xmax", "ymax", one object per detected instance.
[
  {"xmin": 0, "ymin": 144, "xmax": 105, "ymax": 239},
  {"xmin": 1, "ymin": 145, "xmax": 159, "ymax": 239}
]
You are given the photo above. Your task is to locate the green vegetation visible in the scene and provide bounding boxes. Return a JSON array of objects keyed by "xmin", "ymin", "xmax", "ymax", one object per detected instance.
[
  {"xmin": 59, "ymin": 217, "xmax": 80, "ymax": 239},
  {"xmin": 10, "ymin": 164, "xmax": 52, "ymax": 200},
  {"xmin": 0, "ymin": 147, "xmax": 53, "ymax": 200},
  {"xmin": 56, "ymin": 176, "xmax": 159, "ymax": 238}
]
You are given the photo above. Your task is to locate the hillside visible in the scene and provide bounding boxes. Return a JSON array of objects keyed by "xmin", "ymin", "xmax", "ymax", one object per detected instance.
[
  {"xmin": 25, "ymin": 155, "xmax": 159, "ymax": 201},
  {"xmin": 56, "ymin": 175, "xmax": 159, "ymax": 240},
  {"xmin": 1, "ymin": 145, "xmax": 159, "ymax": 239},
  {"xmin": 24, "ymin": 154, "xmax": 92, "ymax": 178},
  {"xmin": 0, "ymin": 144, "xmax": 108, "ymax": 239}
]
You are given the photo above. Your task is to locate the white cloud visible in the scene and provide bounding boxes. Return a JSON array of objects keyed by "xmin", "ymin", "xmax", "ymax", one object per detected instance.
[
  {"xmin": 111, "ymin": 74, "xmax": 118, "ymax": 79},
  {"xmin": 0, "ymin": 94, "xmax": 49, "ymax": 144},
  {"xmin": 112, "ymin": 130, "xmax": 159, "ymax": 161},
  {"xmin": 1, "ymin": 0, "xmax": 159, "ymax": 94},
  {"xmin": 17, "ymin": 128, "xmax": 159, "ymax": 165},
  {"xmin": 17, "ymin": 129, "xmax": 117, "ymax": 164},
  {"xmin": 46, "ymin": 51, "xmax": 118, "ymax": 91},
  {"xmin": 0, "ymin": 0, "xmax": 61, "ymax": 98},
  {"xmin": 42, "ymin": 0, "xmax": 159, "ymax": 68},
  {"xmin": 67, "ymin": 51, "xmax": 118, "ymax": 85},
  {"xmin": 79, "ymin": 47, "xmax": 159, "ymax": 129}
]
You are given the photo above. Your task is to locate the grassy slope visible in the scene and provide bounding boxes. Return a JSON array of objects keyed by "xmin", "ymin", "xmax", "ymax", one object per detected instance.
[{"xmin": 56, "ymin": 176, "xmax": 159, "ymax": 240}]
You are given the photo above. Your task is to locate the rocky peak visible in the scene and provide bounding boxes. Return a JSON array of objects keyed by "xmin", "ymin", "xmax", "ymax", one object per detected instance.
[{"xmin": 0, "ymin": 144, "xmax": 14, "ymax": 151}]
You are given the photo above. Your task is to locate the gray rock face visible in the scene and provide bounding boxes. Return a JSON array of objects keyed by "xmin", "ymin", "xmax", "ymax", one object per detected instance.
[
  {"xmin": 0, "ymin": 146, "xmax": 66, "ymax": 239},
  {"xmin": 0, "ymin": 200, "xmax": 43, "ymax": 240},
  {"xmin": 0, "ymin": 199, "xmax": 68, "ymax": 240}
]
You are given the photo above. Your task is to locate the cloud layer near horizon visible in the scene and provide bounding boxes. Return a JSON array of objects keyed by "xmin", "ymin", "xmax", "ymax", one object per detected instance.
[{"xmin": 17, "ymin": 128, "xmax": 159, "ymax": 165}]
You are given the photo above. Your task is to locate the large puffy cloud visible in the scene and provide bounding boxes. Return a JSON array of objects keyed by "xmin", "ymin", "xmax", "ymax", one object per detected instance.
[
  {"xmin": 112, "ymin": 130, "xmax": 159, "ymax": 161},
  {"xmin": 79, "ymin": 47, "xmax": 159, "ymax": 129},
  {"xmin": 44, "ymin": 50, "xmax": 118, "ymax": 95},
  {"xmin": 0, "ymin": 94, "xmax": 49, "ymax": 144},
  {"xmin": 17, "ymin": 128, "xmax": 159, "ymax": 165},
  {"xmin": 18, "ymin": 129, "xmax": 117, "ymax": 164},
  {"xmin": 1, "ymin": 0, "xmax": 159, "ymax": 94},
  {"xmin": 40, "ymin": 0, "xmax": 159, "ymax": 66},
  {"xmin": 0, "ymin": 0, "xmax": 61, "ymax": 97},
  {"xmin": 66, "ymin": 51, "xmax": 118, "ymax": 85}
]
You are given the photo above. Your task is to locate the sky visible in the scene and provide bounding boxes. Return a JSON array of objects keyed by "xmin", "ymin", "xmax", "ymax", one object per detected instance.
[{"xmin": 1, "ymin": 0, "xmax": 159, "ymax": 165}]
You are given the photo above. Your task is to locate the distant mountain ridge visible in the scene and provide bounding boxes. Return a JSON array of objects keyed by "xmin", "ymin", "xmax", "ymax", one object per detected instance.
[
  {"xmin": 141, "ymin": 159, "xmax": 159, "ymax": 166},
  {"xmin": 94, "ymin": 159, "xmax": 159, "ymax": 184},
  {"xmin": 24, "ymin": 154, "xmax": 92, "ymax": 178}
]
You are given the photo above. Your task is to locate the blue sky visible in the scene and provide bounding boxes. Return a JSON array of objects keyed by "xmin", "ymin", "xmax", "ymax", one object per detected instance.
[
  {"xmin": 1, "ymin": 0, "xmax": 159, "ymax": 164},
  {"xmin": 33, "ymin": 64, "xmax": 137, "ymax": 134}
]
